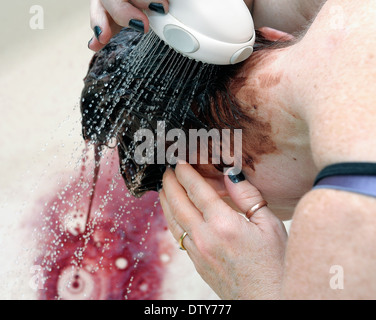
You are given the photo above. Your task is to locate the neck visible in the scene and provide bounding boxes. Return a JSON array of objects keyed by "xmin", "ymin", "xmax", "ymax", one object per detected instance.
[
  {"xmin": 229, "ymin": 45, "xmax": 311, "ymax": 169},
  {"xmin": 232, "ymin": 46, "xmax": 301, "ymax": 119}
]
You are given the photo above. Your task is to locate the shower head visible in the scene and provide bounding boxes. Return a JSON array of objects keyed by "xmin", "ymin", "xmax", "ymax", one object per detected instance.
[{"xmin": 145, "ymin": 0, "xmax": 256, "ymax": 65}]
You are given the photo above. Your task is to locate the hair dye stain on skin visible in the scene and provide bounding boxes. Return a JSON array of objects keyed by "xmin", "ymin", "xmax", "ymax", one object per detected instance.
[
  {"xmin": 226, "ymin": 47, "xmax": 290, "ymax": 170},
  {"xmin": 229, "ymin": 81, "xmax": 278, "ymax": 168},
  {"xmin": 258, "ymin": 72, "xmax": 284, "ymax": 89}
]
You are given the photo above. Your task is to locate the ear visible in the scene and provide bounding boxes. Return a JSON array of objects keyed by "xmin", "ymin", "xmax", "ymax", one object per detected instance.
[{"xmin": 258, "ymin": 26, "xmax": 295, "ymax": 42}]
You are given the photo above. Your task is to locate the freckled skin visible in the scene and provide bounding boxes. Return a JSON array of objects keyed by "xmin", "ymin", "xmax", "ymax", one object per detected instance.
[
  {"xmin": 218, "ymin": 49, "xmax": 318, "ymax": 219},
  {"xmin": 258, "ymin": 72, "xmax": 284, "ymax": 89},
  {"xmin": 227, "ymin": 53, "xmax": 282, "ymax": 170},
  {"xmin": 188, "ymin": 47, "xmax": 317, "ymax": 220}
]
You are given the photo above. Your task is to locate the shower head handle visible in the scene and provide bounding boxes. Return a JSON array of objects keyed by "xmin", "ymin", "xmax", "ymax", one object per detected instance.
[{"xmin": 145, "ymin": 0, "xmax": 256, "ymax": 65}]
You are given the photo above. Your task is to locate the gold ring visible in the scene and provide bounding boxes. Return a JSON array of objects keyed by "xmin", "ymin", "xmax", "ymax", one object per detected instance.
[
  {"xmin": 179, "ymin": 231, "xmax": 188, "ymax": 251},
  {"xmin": 246, "ymin": 200, "xmax": 268, "ymax": 219}
]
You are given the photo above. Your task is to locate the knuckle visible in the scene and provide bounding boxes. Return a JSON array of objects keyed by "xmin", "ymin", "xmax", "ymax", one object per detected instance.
[
  {"xmin": 213, "ymin": 217, "xmax": 237, "ymax": 239},
  {"xmin": 186, "ymin": 181, "xmax": 200, "ymax": 199},
  {"xmin": 194, "ymin": 233, "xmax": 213, "ymax": 257},
  {"xmin": 186, "ymin": 184, "xmax": 205, "ymax": 207},
  {"xmin": 168, "ymin": 195, "xmax": 182, "ymax": 214},
  {"xmin": 237, "ymin": 187, "xmax": 262, "ymax": 204},
  {"xmin": 111, "ymin": 12, "xmax": 128, "ymax": 27}
]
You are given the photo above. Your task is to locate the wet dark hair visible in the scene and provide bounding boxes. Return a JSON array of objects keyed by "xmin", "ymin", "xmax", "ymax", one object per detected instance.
[{"xmin": 80, "ymin": 28, "xmax": 283, "ymax": 197}]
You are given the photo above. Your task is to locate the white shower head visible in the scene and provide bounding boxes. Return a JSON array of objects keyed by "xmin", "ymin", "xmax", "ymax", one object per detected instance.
[{"xmin": 145, "ymin": 0, "xmax": 256, "ymax": 65}]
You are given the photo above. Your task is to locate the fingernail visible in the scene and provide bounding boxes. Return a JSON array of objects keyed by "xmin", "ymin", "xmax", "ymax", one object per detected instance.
[
  {"xmin": 88, "ymin": 37, "xmax": 93, "ymax": 49},
  {"xmin": 94, "ymin": 26, "xmax": 102, "ymax": 40},
  {"xmin": 129, "ymin": 19, "xmax": 145, "ymax": 33},
  {"xmin": 149, "ymin": 3, "xmax": 165, "ymax": 14},
  {"xmin": 159, "ymin": 165, "xmax": 168, "ymax": 175},
  {"xmin": 169, "ymin": 163, "xmax": 176, "ymax": 170},
  {"xmin": 228, "ymin": 170, "xmax": 246, "ymax": 184},
  {"xmin": 156, "ymin": 181, "xmax": 163, "ymax": 193}
]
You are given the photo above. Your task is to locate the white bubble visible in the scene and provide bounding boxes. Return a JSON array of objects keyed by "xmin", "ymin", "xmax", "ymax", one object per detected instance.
[
  {"xmin": 62, "ymin": 210, "xmax": 86, "ymax": 236},
  {"xmin": 57, "ymin": 267, "xmax": 95, "ymax": 300},
  {"xmin": 160, "ymin": 253, "xmax": 170, "ymax": 264},
  {"xmin": 115, "ymin": 257, "xmax": 128, "ymax": 270},
  {"xmin": 139, "ymin": 283, "xmax": 148, "ymax": 292}
]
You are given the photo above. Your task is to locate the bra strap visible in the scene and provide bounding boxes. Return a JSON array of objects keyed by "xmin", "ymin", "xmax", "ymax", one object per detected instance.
[
  {"xmin": 314, "ymin": 162, "xmax": 376, "ymax": 186},
  {"xmin": 313, "ymin": 162, "xmax": 376, "ymax": 198}
]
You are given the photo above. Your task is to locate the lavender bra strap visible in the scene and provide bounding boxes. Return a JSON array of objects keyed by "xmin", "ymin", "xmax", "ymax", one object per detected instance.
[{"xmin": 313, "ymin": 163, "xmax": 376, "ymax": 198}]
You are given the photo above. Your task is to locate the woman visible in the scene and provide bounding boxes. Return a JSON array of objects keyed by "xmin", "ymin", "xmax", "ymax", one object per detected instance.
[{"xmin": 87, "ymin": 0, "xmax": 376, "ymax": 299}]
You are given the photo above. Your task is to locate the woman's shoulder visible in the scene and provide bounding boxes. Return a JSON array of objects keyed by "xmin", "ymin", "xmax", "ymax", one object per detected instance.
[{"xmin": 297, "ymin": 0, "xmax": 376, "ymax": 170}]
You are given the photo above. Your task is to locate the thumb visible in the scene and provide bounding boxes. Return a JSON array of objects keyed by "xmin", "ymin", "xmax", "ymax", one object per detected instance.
[{"xmin": 224, "ymin": 168, "xmax": 278, "ymax": 228}]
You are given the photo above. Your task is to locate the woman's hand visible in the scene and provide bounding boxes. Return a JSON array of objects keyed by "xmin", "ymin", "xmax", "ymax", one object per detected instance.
[
  {"xmin": 159, "ymin": 162, "xmax": 288, "ymax": 300},
  {"xmin": 88, "ymin": 0, "xmax": 169, "ymax": 51}
]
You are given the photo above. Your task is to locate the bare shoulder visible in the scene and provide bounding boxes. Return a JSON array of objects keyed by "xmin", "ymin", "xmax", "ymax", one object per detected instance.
[{"xmin": 295, "ymin": 0, "xmax": 376, "ymax": 169}]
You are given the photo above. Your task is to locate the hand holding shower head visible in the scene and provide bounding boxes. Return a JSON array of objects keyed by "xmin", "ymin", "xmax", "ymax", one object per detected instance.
[{"xmin": 145, "ymin": 0, "xmax": 255, "ymax": 65}]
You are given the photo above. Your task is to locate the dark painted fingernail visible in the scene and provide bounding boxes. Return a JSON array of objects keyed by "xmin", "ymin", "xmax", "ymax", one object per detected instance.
[
  {"xmin": 129, "ymin": 19, "xmax": 145, "ymax": 33},
  {"xmin": 94, "ymin": 26, "xmax": 102, "ymax": 40},
  {"xmin": 88, "ymin": 37, "xmax": 93, "ymax": 49},
  {"xmin": 149, "ymin": 3, "xmax": 165, "ymax": 14},
  {"xmin": 228, "ymin": 170, "xmax": 246, "ymax": 184},
  {"xmin": 159, "ymin": 165, "xmax": 167, "ymax": 175},
  {"xmin": 156, "ymin": 181, "xmax": 163, "ymax": 193}
]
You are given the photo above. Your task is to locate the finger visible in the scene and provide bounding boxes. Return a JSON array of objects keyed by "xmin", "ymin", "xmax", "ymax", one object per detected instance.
[
  {"xmin": 258, "ymin": 26, "xmax": 295, "ymax": 41},
  {"xmin": 159, "ymin": 189, "xmax": 184, "ymax": 241},
  {"xmin": 130, "ymin": 0, "xmax": 169, "ymax": 13},
  {"xmin": 101, "ymin": 0, "xmax": 150, "ymax": 33},
  {"xmin": 162, "ymin": 167, "xmax": 204, "ymax": 233},
  {"xmin": 88, "ymin": 36, "xmax": 104, "ymax": 52},
  {"xmin": 175, "ymin": 161, "xmax": 232, "ymax": 222},
  {"xmin": 89, "ymin": 0, "xmax": 123, "ymax": 52},
  {"xmin": 159, "ymin": 190, "xmax": 195, "ymax": 252},
  {"xmin": 224, "ymin": 168, "xmax": 280, "ymax": 229},
  {"xmin": 89, "ymin": 0, "xmax": 107, "ymax": 50}
]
